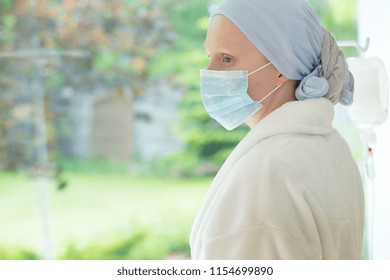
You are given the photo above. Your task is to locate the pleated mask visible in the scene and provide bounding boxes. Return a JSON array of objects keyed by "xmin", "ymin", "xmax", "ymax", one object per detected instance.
[{"xmin": 200, "ymin": 62, "xmax": 284, "ymax": 130}]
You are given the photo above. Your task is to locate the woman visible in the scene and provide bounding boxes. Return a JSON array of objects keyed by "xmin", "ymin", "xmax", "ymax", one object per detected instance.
[{"xmin": 190, "ymin": 0, "xmax": 364, "ymax": 260}]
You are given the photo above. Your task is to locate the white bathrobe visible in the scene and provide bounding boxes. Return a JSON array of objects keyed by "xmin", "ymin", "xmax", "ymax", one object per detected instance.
[{"xmin": 190, "ymin": 98, "xmax": 364, "ymax": 259}]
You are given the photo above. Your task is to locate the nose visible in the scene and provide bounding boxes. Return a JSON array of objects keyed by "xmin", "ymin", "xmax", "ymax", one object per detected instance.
[{"xmin": 206, "ymin": 58, "xmax": 219, "ymax": 71}]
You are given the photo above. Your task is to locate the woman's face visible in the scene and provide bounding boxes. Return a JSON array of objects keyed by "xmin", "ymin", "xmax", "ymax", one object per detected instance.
[{"xmin": 204, "ymin": 15, "xmax": 284, "ymax": 104}]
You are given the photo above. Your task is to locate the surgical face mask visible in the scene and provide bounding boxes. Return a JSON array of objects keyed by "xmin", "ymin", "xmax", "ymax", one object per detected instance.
[{"xmin": 200, "ymin": 62, "xmax": 283, "ymax": 130}]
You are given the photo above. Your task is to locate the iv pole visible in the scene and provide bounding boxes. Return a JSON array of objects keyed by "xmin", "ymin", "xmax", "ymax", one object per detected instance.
[
  {"xmin": 338, "ymin": 38, "xmax": 376, "ymax": 260},
  {"xmin": 0, "ymin": 50, "xmax": 89, "ymax": 260}
]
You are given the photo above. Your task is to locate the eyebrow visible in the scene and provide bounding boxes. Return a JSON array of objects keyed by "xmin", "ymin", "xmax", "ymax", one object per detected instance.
[{"xmin": 204, "ymin": 45, "xmax": 235, "ymax": 57}]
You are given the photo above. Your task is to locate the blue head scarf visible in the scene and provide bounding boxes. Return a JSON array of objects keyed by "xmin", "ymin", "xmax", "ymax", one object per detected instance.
[{"xmin": 213, "ymin": 0, "xmax": 354, "ymax": 105}]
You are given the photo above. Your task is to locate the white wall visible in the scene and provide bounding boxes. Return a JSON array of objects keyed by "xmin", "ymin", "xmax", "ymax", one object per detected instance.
[
  {"xmin": 133, "ymin": 79, "xmax": 183, "ymax": 161},
  {"xmin": 358, "ymin": 0, "xmax": 390, "ymax": 260}
]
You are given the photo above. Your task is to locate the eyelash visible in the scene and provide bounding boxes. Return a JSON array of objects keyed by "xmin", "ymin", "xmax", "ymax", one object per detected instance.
[
  {"xmin": 222, "ymin": 56, "xmax": 232, "ymax": 64},
  {"xmin": 206, "ymin": 54, "xmax": 234, "ymax": 67}
]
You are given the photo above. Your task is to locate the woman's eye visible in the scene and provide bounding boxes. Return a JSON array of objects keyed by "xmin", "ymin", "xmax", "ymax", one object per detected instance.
[{"xmin": 222, "ymin": 56, "xmax": 232, "ymax": 64}]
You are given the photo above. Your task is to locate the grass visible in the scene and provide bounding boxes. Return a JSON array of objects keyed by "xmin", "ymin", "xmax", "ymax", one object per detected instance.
[{"xmin": 0, "ymin": 172, "xmax": 210, "ymax": 259}]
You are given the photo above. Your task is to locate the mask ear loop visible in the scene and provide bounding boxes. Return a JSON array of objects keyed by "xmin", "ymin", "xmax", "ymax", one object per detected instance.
[
  {"xmin": 257, "ymin": 80, "xmax": 288, "ymax": 103},
  {"xmin": 248, "ymin": 62, "xmax": 272, "ymax": 76}
]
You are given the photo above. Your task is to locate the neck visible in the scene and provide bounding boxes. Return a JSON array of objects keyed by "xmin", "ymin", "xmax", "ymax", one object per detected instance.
[{"xmin": 246, "ymin": 80, "xmax": 298, "ymax": 128}]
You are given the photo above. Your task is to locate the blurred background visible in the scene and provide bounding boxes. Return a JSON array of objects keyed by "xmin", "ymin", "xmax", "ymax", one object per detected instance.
[{"xmin": 0, "ymin": 0, "xmax": 388, "ymax": 260}]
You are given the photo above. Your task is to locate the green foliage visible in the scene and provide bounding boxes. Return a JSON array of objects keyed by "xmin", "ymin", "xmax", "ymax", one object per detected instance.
[
  {"xmin": 150, "ymin": 0, "xmax": 210, "ymax": 81},
  {"xmin": 0, "ymin": 0, "xmax": 14, "ymax": 14},
  {"xmin": 140, "ymin": 152, "xmax": 219, "ymax": 178},
  {"xmin": 61, "ymin": 231, "xmax": 148, "ymax": 260},
  {"xmin": 48, "ymin": 71, "xmax": 67, "ymax": 89},
  {"xmin": 94, "ymin": 51, "xmax": 122, "ymax": 71},
  {"xmin": 0, "ymin": 230, "xmax": 190, "ymax": 260},
  {"xmin": 0, "ymin": 247, "xmax": 40, "ymax": 260},
  {"xmin": 60, "ymin": 229, "xmax": 190, "ymax": 260},
  {"xmin": 2, "ymin": 14, "xmax": 17, "ymax": 30},
  {"xmin": 177, "ymin": 89, "xmax": 248, "ymax": 161},
  {"xmin": 0, "ymin": 172, "xmax": 208, "ymax": 259},
  {"xmin": 0, "ymin": 0, "xmax": 176, "ymax": 171},
  {"xmin": 58, "ymin": 153, "xmax": 217, "ymax": 178},
  {"xmin": 1, "ymin": 14, "xmax": 17, "ymax": 45},
  {"xmin": 309, "ymin": 0, "xmax": 358, "ymax": 56},
  {"xmin": 58, "ymin": 157, "xmax": 130, "ymax": 175}
]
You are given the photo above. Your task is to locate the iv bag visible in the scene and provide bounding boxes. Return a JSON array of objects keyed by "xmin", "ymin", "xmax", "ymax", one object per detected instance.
[{"xmin": 347, "ymin": 57, "xmax": 389, "ymax": 129}]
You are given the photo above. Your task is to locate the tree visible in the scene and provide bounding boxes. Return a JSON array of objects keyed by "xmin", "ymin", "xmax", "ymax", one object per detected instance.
[{"xmin": 0, "ymin": 0, "xmax": 175, "ymax": 170}]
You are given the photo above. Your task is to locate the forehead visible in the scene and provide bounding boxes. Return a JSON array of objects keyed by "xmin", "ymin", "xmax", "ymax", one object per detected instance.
[{"xmin": 204, "ymin": 15, "xmax": 253, "ymax": 53}]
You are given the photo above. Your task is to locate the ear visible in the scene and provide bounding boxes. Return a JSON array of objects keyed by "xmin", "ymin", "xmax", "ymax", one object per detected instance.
[{"xmin": 276, "ymin": 72, "xmax": 288, "ymax": 86}]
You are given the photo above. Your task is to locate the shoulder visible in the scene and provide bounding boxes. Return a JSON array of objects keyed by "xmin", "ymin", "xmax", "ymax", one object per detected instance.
[
  {"xmin": 234, "ymin": 132, "xmax": 320, "ymax": 179},
  {"xmin": 236, "ymin": 129, "xmax": 353, "ymax": 185}
]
